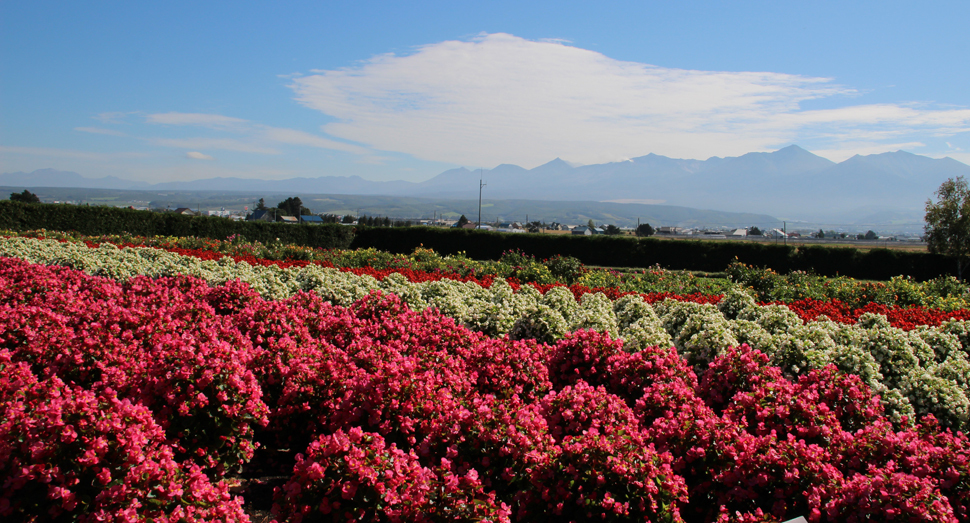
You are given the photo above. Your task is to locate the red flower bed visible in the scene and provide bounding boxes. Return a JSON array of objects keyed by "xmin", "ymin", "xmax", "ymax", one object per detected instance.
[{"xmin": 782, "ymin": 298, "xmax": 970, "ymax": 330}]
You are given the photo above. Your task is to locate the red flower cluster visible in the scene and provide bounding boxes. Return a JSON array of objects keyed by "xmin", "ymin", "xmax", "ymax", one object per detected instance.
[{"xmin": 783, "ymin": 298, "xmax": 970, "ymax": 330}]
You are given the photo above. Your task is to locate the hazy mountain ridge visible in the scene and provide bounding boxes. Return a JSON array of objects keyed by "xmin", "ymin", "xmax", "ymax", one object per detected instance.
[{"xmin": 5, "ymin": 145, "xmax": 969, "ymax": 224}]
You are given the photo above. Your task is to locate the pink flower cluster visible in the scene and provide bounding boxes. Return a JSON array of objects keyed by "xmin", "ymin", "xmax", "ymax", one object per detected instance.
[
  {"xmin": 0, "ymin": 353, "xmax": 247, "ymax": 521},
  {"xmin": 3, "ymin": 255, "xmax": 970, "ymax": 522}
]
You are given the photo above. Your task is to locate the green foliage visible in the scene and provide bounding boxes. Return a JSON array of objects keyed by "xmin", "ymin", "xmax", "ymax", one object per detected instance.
[
  {"xmin": 543, "ymin": 255, "xmax": 585, "ymax": 284},
  {"xmin": 925, "ymin": 176, "xmax": 970, "ymax": 279},
  {"xmin": 276, "ymin": 196, "xmax": 308, "ymax": 216},
  {"xmin": 351, "ymin": 224, "xmax": 956, "ymax": 281},
  {"xmin": 9, "ymin": 190, "xmax": 40, "ymax": 203},
  {"xmin": 0, "ymin": 201, "xmax": 353, "ymax": 250},
  {"xmin": 726, "ymin": 259, "xmax": 970, "ymax": 311}
]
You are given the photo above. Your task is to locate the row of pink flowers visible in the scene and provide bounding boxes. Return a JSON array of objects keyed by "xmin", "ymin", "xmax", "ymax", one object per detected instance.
[{"xmin": 2, "ymin": 256, "xmax": 969, "ymax": 521}]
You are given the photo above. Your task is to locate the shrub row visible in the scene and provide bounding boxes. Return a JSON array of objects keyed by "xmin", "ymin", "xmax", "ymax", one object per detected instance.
[
  {"xmin": 0, "ymin": 201, "xmax": 353, "ymax": 249},
  {"xmin": 2, "ymin": 200, "xmax": 956, "ymax": 280},
  {"xmin": 352, "ymin": 226, "xmax": 957, "ymax": 281}
]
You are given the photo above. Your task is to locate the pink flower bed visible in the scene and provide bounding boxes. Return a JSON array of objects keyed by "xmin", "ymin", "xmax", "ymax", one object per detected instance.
[{"xmin": 2, "ymin": 256, "xmax": 970, "ymax": 522}]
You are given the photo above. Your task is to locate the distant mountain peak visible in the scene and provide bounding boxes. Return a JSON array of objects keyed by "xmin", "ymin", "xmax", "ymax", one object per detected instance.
[{"xmin": 531, "ymin": 157, "xmax": 574, "ymax": 170}]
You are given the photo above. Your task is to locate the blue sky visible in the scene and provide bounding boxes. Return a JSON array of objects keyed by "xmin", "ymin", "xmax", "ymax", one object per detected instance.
[{"xmin": 2, "ymin": 0, "xmax": 969, "ymax": 183}]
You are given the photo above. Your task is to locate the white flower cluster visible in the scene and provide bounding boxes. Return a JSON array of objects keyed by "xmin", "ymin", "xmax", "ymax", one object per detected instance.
[{"xmin": 3, "ymin": 237, "xmax": 969, "ymax": 430}]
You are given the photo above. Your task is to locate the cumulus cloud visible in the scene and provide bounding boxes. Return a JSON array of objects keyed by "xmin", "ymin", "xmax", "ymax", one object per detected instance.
[
  {"xmin": 288, "ymin": 33, "xmax": 970, "ymax": 168},
  {"xmin": 185, "ymin": 151, "xmax": 214, "ymax": 160}
]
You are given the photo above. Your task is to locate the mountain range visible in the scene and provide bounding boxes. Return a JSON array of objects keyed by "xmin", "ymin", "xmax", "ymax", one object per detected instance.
[{"xmin": 4, "ymin": 145, "xmax": 968, "ymax": 225}]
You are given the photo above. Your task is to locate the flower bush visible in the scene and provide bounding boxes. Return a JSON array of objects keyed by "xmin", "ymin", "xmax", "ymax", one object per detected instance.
[
  {"xmin": 5, "ymin": 253, "xmax": 970, "ymax": 520},
  {"xmin": 0, "ymin": 353, "xmax": 247, "ymax": 521}
]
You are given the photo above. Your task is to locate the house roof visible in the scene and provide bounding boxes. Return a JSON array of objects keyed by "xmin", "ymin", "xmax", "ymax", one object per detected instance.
[{"xmin": 301, "ymin": 215, "xmax": 324, "ymax": 223}]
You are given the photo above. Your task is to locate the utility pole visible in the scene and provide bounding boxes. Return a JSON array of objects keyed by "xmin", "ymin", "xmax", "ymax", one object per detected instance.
[
  {"xmin": 784, "ymin": 221, "xmax": 787, "ymax": 246},
  {"xmin": 637, "ymin": 217, "xmax": 640, "ymax": 238},
  {"xmin": 477, "ymin": 168, "xmax": 486, "ymax": 229}
]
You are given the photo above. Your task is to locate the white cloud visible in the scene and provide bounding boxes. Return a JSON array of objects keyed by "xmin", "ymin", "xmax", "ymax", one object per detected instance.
[
  {"xmin": 146, "ymin": 112, "xmax": 248, "ymax": 131},
  {"xmin": 150, "ymin": 137, "xmax": 280, "ymax": 155},
  {"xmin": 289, "ymin": 32, "xmax": 970, "ymax": 168},
  {"xmin": 144, "ymin": 112, "xmax": 369, "ymax": 154},
  {"xmin": 0, "ymin": 145, "xmax": 149, "ymax": 160},
  {"xmin": 260, "ymin": 127, "xmax": 370, "ymax": 154},
  {"xmin": 74, "ymin": 127, "xmax": 127, "ymax": 137},
  {"xmin": 185, "ymin": 151, "xmax": 214, "ymax": 160}
]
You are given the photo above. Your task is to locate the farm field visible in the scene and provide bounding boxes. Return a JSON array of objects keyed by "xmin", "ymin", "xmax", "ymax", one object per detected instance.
[{"xmin": 3, "ymin": 231, "xmax": 970, "ymax": 522}]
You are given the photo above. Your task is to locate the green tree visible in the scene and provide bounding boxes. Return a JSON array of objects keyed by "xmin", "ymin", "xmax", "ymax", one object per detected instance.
[
  {"xmin": 748, "ymin": 226, "xmax": 762, "ymax": 236},
  {"xmin": 816, "ymin": 229, "xmax": 825, "ymax": 239},
  {"xmin": 925, "ymin": 176, "xmax": 970, "ymax": 279},
  {"xmin": 865, "ymin": 230, "xmax": 878, "ymax": 240},
  {"xmin": 342, "ymin": 214, "xmax": 356, "ymax": 224},
  {"xmin": 255, "ymin": 198, "xmax": 267, "ymax": 211},
  {"xmin": 636, "ymin": 223, "xmax": 655, "ymax": 237},
  {"xmin": 10, "ymin": 190, "xmax": 40, "ymax": 203},
  {"xmin": 276, "ymin": 196, "xmax": 309, "ymax": 217},
  {"xmin": 588, "ymin": 219, "xmax": 596, "ymax": 230},
  {"xmin": 456, "ymin": 215, "xmax": 469, "ymax": 227},
  {"xmin": 605, "ymin": 224, "xmax": 622, "ymax": 235}
]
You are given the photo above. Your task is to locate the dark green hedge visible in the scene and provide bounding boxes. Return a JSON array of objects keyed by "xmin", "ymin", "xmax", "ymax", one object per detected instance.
[
  {"xmin": 352, "ymin": 226, "xmax": 957, "ymax": 281},
  {"xmin": 0, "ymin": 201, "xmax": 354, "ymax": 249},
  {"xmin": 352, "ymin": 227, "xmax": 799, "ymax": 273}
]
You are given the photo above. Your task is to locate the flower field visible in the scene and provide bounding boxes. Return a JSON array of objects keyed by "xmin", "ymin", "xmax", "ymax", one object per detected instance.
[{"xmin": 3, "ymin": 234, "xmax": 970, "ymax": 521}]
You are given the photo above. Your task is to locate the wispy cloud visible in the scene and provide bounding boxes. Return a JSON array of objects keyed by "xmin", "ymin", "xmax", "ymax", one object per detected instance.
[
  {"xmin": 260, "ymin": 127, "xmax": 370, "ymax": 154},
  {"xmin": 74, "ymin": 127, "xmax": 127, "ymax": 137},
  {"xmin": 289, "ymin": 33, "xmax": 970, "ymax": 168},
  {"xmin": 146, "ymin": 112, "xmax": 249, "ymax": 131},
  {"xmin": 145, "ymin": 112, "xmax": 369, "ymax": 154},
  {"xmin": 94, "ymin": 112, "xmax": 131, "ymax": 124},
  {"xmin": 149, "ymin": 137, "xmax": 280, "ymax": 155},
  {"xmin": 0, "ymin": 145, "xmax": 149, "ymax": 160},
  {"xmin": 185, "ymin": 151, "xmax": 214, "ymax": 160}
]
